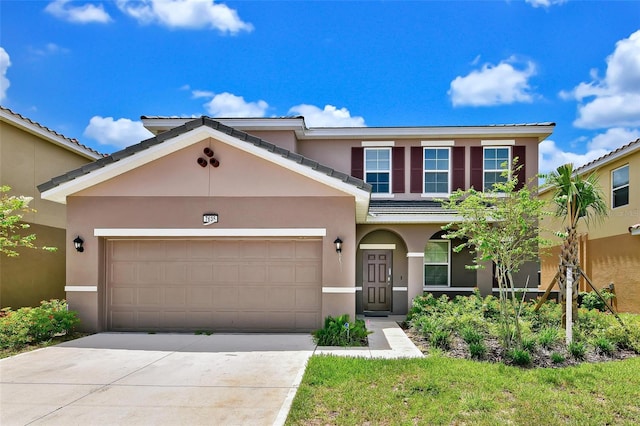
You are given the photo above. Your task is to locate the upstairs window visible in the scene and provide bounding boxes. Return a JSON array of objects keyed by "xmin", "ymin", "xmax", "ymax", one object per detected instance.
[
  {"xmin": 424, "ymin": 148, "xmax": 450, "ymax": 195},
  {"xmin": 483, "ymin": 147, "xmax": 510, "ymax": 191},
  {"xmin": 424, "ymin": 240, "xmax": 450, "ymax": 286},
  {"xmin": 612, "ymin": 165, "xmax": 629, "ymax": 208},
  {"xmin": 365, "ymin": 148, "xmax": 391, "ymax": 193}
]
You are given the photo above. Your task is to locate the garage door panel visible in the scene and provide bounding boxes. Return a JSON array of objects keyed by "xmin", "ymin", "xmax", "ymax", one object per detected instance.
[{"xmin": 107, "ymin": 239, "xmax": 322, "ymax": 332}]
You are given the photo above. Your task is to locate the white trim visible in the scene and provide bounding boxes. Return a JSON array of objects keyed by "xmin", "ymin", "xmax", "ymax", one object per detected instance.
[
  {"xmin": 481, "ymin": 139, "xmax": 515, "ymax": 146},
  {"xmin": 421, "ymin": 140, "xmax": 454, "ymax": 147},
  {"xmin": 65, "ymin": 286, "xmax": 98, "ymax": 292},
  {"xmin": 364, "ymin": 146, "xmax": 392, "ymax": 197},
  {"xmin": 94, "ymin": 228, "xmax": 327, "ymax": 237},
  {"xmin": 361, "ymin": 141, "xmax": 395, "ymax": 147},
  {"xmin": 371, "ymin": 193, "xmax": 395, "ymax": 199},
  {"xmin": 424, "ymin": 286, "xmax": 476, "ymax": 291},
  {"xmin": 366, "ymin": 214, "xmax": 464, "ymax": 224},
  {"xmin": 322, "ymin": 287, "xmax": 357, "ymax": 294},
  {"xmin": 359, "ymin": 243, "xmax": 396, "ymax": 250},
  {"xmin": 407, "ymin": 252, "xmax": 425, "ymax": 257},
  {"xmin": 422, "ymin": 146, "xmax": 452, "ymax": 196},
  {"xmin": 483, "ymin": 146, "xmax": 511, "ymax": 191},
  {"xmin": 424, "ymin": 239, "xmax": 451, "ymax": 287},
  {"xmin": 355, "ymin": 286, "xmax": 363, "ymax": 291},
  {"xmin": 422, "ymin": 193, "xmax": 449, "ymax": 198},
  {"xmin": 392, "ymin": 287, "xmax": 408, "ymax": 291}
]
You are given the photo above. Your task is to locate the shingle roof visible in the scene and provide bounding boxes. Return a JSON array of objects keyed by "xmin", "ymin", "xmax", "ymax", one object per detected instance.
[
  {"xmin": 0, "ymin": 105, "xmax": 103, "ymax": 158},
  {"xmin": 38, "ymin": 116, "xmax": 371, "ymax": 194}
]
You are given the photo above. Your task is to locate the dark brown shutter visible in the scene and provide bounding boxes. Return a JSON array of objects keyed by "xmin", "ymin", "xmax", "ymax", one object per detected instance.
[
  {"xmin": 392, "ymin": 147, "xmax": 405, "ymax": 193},
  {"xmin": 351, "ymin": 147, "xmax": 364, "ymax": 179},
  {"xmin": 513, "ymin": 145, "xmax": 526, "ymax": 190},
  {"xmin": 451, "ymin": 146, "xmax": 465, "ymax": 191},
  {"xmin": 410, "ymin": 146, "xmax": 423, "ymax": 193},
  {"xmin": 470, "ymin": 146, "xmax": 483, "ymax": 190}
]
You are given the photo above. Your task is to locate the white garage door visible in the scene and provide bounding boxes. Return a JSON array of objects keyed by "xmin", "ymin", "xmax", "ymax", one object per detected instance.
[{"xmin": 106, "ymin": 239, "xmax": 322, "ymax": 332}]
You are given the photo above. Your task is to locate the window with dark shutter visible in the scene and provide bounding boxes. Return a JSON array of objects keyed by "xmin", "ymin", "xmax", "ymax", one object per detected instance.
[
  {"xmin": 512, "ymin": 145, "xmax": 526, "ymax": 190},
  {"xmin": 470, "ymin": 146, "xmax": 483, "ymax": 190},
  {"xmin": 392, "ymin": 147, "xmax": 405, "ymax": 193},
  {"xmin": 451, "ymin": 146, "xmax": 465, "ymax": 191},
  {"xmin": 410, "ymin": 146, "xmax": 423, "ymax": 193},
  {"xmin": 351, "ymin": 147, "xmax": 364, "ymax": 179}
]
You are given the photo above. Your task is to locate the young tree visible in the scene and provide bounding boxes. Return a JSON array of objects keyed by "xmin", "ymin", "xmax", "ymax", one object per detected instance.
[
  {"xmin": 440, "ymin": 163, "xmax": 546, "ymax": 350},
  {"xmin": 0, "ymin": 185, "xmax": 56, "ymax": 257},
  {"xmin": 544, "ymin": 164, "xmax": 607, "ymax": 323}
]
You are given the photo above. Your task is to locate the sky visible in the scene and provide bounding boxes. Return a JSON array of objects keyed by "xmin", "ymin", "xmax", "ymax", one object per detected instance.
[{"xmin": 1, "ymin": 0, "xmax": 640, "ymax": 174}]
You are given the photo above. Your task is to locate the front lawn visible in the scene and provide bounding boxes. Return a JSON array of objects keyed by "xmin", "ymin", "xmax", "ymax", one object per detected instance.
[{"xmin": 287, "ymin": 354, "xmax": 640, "ymax": 425}]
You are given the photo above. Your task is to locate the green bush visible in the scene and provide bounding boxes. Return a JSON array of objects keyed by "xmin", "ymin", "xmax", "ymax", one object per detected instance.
[
  {"xmin": 593, "ymin": 337, "xmax": 615, "ymax": 356},
  {"xmin": 469, "ymin": 342, "xmax": 487, "ymax": 360},
  {"xmin": 461, "ymin": 326, "xmax": 484, "ymax": 345},
  {"xmin": 0, "ymin": 300, "xmax": 79, "ymax": 349},
  {"xmin": 580, "ymin": 289, "xmax": 615, "ymax": 311},
  {"xmin": 568, "ymin": 341, "xmax": 587, "ymax": 360},
  {"xmin": 507, "ymin": 348, "xmax": 532, "ymax": 366},
  {"xmin": 551, "ymin": 352, "xmax": 565, "ymax": 364},
  {"xmin": 538, "ymin": 327, "xmax": 560, "ymax": 349},
  {"xmin": 430, "ymin": 329, "xmax": 452, "ymax": 350},
  {"xmin": 312, "ymin": 314, "xmax": 370, "ymax": 347}
]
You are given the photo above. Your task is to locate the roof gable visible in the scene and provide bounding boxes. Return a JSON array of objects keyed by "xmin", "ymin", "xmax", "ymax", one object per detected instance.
[{"xmin": 39, "ymin": 117, "xmax": 371, "ymax": 219}]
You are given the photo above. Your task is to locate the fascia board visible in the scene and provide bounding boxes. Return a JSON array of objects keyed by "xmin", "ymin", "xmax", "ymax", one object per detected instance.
[
  {"xmin": 0, "ymin": 109, "xmax": 102, "ymax": 160},
  {"xmin": 297, "ymin": 125, "xmax": 555, "ymax": 142}
]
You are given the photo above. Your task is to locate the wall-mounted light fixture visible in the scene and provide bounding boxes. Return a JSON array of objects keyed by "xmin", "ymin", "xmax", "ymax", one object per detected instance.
[
  {"xmin": 73, "ymin": 236, "xmax": 84, "ymax": 253},
  {"xmin": 334, "ymin": 237, "xmax": 343, "ymax": 253}
]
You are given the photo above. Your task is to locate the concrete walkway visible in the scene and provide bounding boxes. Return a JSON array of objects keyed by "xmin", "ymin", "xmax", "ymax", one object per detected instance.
[{"xmin": 0, "ymin": 317, "xmax": 421, "ymax": 426}]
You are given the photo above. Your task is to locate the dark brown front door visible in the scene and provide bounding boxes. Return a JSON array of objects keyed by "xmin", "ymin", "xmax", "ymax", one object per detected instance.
[{"xmin": 363, "ymin": 250, "xmax": 392, "ymax": 311}]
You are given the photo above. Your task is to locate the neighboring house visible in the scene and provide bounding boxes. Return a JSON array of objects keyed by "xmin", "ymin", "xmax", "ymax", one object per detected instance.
[
  {"xmin": 39, "ymin": 116, "xmax": 554, "ymax": 332},
  {"xmin": 540, "ymin": 139, "xmax": 640, "ymax": 314},
  {"xmin": 0, "ymin": 106, "xmax": 102, "ymax": 308}
]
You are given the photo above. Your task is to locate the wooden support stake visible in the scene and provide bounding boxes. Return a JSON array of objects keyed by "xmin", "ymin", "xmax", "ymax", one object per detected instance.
[{"xmin": 533, "ymin": 271, "xmax": 560, "ymax": 312}]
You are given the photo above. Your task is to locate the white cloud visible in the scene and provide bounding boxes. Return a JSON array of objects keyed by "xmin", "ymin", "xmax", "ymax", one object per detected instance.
[
  {"xmin": 83, "ymin": 116, "xmax": 153, "ymax": 149},
  {"xmin": 449, "ymin": 58, "xmax": 536, "ymax": 107},
  {"xmin": 0, "ymin": 47, "xmax": 10, "ymax": 102},
  {"xmin": 539, "ymin": 127, "xmax": 640, "ymax": 174},
  {"xmin": 116, "ymin": 0, "xmax": 253, "ymax": 33},
  {"xmin": 29, "ymin": 43, "xmax": 70, "ymax": 57},
  {"xmin": 288, "ymin": 104, "xmax": 366, "ymax": 127},
  {"xmin": 202, "ymin": 92, "xmax": 268, "ymax": 117},
  {"xmin": 525, "ymin": 0, "xmax": 567, "ymax": 8},
  {"xmin": 45, "ymin": 0, "xmax": 112, "ymax": 24},
  {"xmin": 565, "ymin": 30, "xmax": 640, "ymax": 128},
  {"xmin": 192, "ymin": 89, "xmax": 215, "ymax": 99}
]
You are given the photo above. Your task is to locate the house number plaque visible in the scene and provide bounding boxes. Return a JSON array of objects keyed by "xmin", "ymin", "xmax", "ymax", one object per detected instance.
[{"xmin": 203, "ymin": 213, "xmax": 219, "ymax": 226}]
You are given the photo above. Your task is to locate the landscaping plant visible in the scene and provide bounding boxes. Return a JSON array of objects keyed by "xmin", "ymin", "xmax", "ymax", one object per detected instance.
[
  {"xmin": 0, "ymin": 299, "xmax": 79, "ymax": 349},
  {"xmin": 312, "ymin": 314, "xmax": 370, "ymax": 346}
]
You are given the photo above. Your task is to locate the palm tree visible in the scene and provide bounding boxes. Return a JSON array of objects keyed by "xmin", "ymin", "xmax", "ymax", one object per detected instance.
[{"xmin": 546, "ymin": 163, "xmax": 607, "ymax": 323}]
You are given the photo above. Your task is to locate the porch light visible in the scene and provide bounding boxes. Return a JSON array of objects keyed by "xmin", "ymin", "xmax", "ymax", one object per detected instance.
[
  {"xmin": 334, "ymin": 237, "xmax": 343, "ymax": 253},
  {"xmin": 73, "ymin": 236, "xmax": 84, "ymax": 253}
]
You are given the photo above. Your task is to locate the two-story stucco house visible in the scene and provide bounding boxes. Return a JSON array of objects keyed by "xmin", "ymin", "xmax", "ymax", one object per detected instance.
[
  {"xmin": 39, "ymin": 116, "xmax": 554, "ymax": 332},
  {"xmin": 540, "ymin": 138, "xmax": 640, "ymax": 313},
  {"xmin": 0, "ymin": 106, "xmax": 102, "ymax": 308}
]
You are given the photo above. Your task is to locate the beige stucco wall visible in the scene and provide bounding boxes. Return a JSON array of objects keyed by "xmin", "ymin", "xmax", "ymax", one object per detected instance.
[
  {"xmin": 66, "ymin": 138, "xmax": 359, "ymax": 331},
  {"xmin": 0, "ymin": 120, "xmax": 95, "ymax": 308}
]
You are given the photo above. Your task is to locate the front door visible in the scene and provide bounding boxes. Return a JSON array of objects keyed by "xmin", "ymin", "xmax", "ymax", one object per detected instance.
[{"xmin": 363, "ymin": 250, "xmax": 392, "ymax": 311}]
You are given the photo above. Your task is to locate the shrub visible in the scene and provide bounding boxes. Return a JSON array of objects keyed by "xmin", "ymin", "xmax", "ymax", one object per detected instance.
[
  {"xmin": 312, "ymin": 314, "xmax": 370, "ymax": 347},
  {"xmin": 521, "ymin": 336, "xmax": 537, "ymax": 353},
  {"xmin": 538, "ymin": 327, "xmax": 560, "ymax": 349},
  {"xmin": 461, "ymin": 326, "xmax": 484, "ymax": 345},
  {"xmin": 593, "ymin": 337, "xmax": 615, "ymax": 356},
  {"xmin": 580, "ymin": 289, "xmax": 615, "ymax": 311},
  {"xmin": 507, "ymin": 348, "xmax": 532, "ymax": 366},
  {"xmin": 0, "ymin": 300, "xmax": 79, "ymax": 349},
  {"xmin": 430, "ymin": 329, "xmax": 452, "ymax": 350},
  {"xmin": 469, "ymin": 342, "xmax": 487, "ymax": 360},
  {"xmin": 551, "ymin": 352, "xmax": 565, "ymax": 364},
  {"xmin": 568, "ymin": 341, "xmax": 587, "ymax": 360}
]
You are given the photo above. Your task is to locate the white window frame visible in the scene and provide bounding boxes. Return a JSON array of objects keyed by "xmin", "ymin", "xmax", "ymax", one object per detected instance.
[
  {"xmin": 423, "ymin": 239, "xmax": 450, "ymax": 287},
  {"xmin": 612, "ymin": 164, "xmax": 629, "ymax": 209},
  {"xmin": 364, "ymin": 147, "xmax": 392, "ymax": 195},
  {"xmin": 483, "ymin": 146, "xmax": 511, "ymax": 192},
  {"xmin": 423, "ymin": 147, "xmax": 451, "ymax": 197}
]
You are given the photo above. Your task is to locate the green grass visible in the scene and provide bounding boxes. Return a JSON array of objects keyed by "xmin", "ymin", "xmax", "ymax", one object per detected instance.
[
  {"xmin": 0, "ymin": 332, "xmax": 89, "ymax": 359},
  {"xmin": 286, "ymin": 354, "xmax": 640, "ymax": 425}
]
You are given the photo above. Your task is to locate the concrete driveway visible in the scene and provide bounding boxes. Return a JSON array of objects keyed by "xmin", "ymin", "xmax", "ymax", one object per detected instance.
[{"xmin": 0, "ymin": 333, "xmax": 316, "ymax": 426}]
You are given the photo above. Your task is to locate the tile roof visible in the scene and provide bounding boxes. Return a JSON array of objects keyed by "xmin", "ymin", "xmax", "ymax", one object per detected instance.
[
  {"xmin": 38, "ymin": 116, "xmax": 371, "ymax": 194},
  {"xmin": 575, "ymin": 138, "xmax": 640, "ymax": 174},
  {"xmin": 0, "ymin": 105, "xmax": 103, "ymax": 158},
  {"xmin": 368, "ymin": 200, "xmax": 453, "ymax": 215}
]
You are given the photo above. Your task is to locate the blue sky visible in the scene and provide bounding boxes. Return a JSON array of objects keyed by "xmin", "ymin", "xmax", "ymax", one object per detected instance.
[{"xmin": 1, "ymin": 0, "xmax": 639, "ymax": 173}]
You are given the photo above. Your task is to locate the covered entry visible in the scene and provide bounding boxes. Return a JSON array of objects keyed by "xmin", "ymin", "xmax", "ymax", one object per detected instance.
[{"xmin": 106, "ymin": 238, "xmax": 322, "ymax": 332}]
